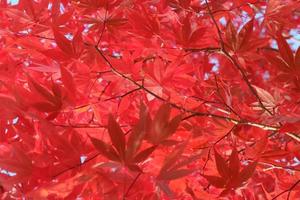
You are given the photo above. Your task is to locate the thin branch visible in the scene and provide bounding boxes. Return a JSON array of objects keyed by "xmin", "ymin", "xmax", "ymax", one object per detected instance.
[
  {"xmin": 96, "ymin": 2, "xmax": 109, "ymax": 47},
  {"xmin": 52, "ymin": 153, "xmax": 101, "ymax": 178},
  {"xmin": 259, "ymin": 161, "xmax": 300, "ymax": 172},
  {"xmin": 52, "ymin": 123, "xmax": 106, "ymax": 129},
  {"xmin": 123, "ymin": 172, "xmax": 142, "ymax": 200},
  {"xmin": 214, "ymin": 75, "xmax": 242, "ymax": 119},
  {"xmin": 202, "ymin": 125, "xmax": 234, "ymax": 172},
  {"xmin": 204, "ymin": 0, "xmax": 273, "ymax": 116},
  {"xmin": 204, "ymin": 0, "xmax": 225, "ymax": 50},
  {"xmin": 184, "ymin": 47, "xmax": 221, "ymax": 53},
  {"xmin": 271, "ymin": 179, "xmax": 300, "ymax": 200},
  {"xmin": 210, "ymin": 1, "xmax": 261, "ymax": 15},
  {"xmin": 104, "ymin": 87, "xmax": 141, "ymax": 101},
  {"xmin": 94, "ymin": 40, "xmax": 300, "ymax": 143}
]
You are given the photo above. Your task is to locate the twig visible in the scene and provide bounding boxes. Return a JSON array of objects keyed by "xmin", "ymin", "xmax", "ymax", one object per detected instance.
[
  {"xmin": 94, "ymin": 38, "xmax": 300, "ymax": 143},
  {"xmin": 214, "ymin": 75, "xmax": 242, "ymax": 119},
  {"xmin": 204, "ymin": 0, "xmax": 273, "ymax": 116},
  {"xmin": 123, "ymin": 172, "xmax": 142, "ymax": 199},
  {"xmin": 96, "ymin": 2, "xmax": 109, "ymax": 47},
  {"xmin": 271, "ymin": 179, "xmax": 300, "ymax": 200},
  {"xmin": 104, "ymin": 87, "xmax": 141, "ymax": 101},
  {"xmin": 52, "ymin": 153, "xmax": 101, "ymax": 178}
]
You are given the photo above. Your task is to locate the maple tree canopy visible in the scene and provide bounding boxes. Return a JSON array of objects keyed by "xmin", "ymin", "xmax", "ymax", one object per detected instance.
[{"xmin": 1, "ymin": 0, "xmax": 300, "ymax": 199}]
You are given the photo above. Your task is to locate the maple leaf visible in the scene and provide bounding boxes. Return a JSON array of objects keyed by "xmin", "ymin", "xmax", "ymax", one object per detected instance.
[
  {"xmin": 90, "ymin": 104, "xmax": 156, "ymax": 171},
  {"xmin": 146, "ymin": 104, "xmax": 182, "ymax": 145},
  {"xmin": 203, "ymin": 148, "xmax": 258, "ymax": 194},
  {"xmin": 156, "ymin": 142, "xmax": 199, "ymax": 197}
]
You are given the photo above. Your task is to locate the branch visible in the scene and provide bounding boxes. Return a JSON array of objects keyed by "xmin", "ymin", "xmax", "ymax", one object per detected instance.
[
  {"xmin": 259, "ymin": 161, "xmax": 300, "ymax": 172},
  {"xmin": 94, "ymin": 44, "xmax": 300, "ymax": 142},
  {"xmin": 104, "ymin": 87, "xmax": 141, "ymax": 101},
  {"xmin": 204, "ymin": 0, "xmax": 273, "ymax": 116},
  {"xmin": 123, "ymin": 172, "xmax": 142, "ymax": 200},
  {"xmin": 184, "ymin": 47, "xmax": 221, "ymax": 53},
  {"xmin": 202, "ymin": 125, "xmax": 236, "ymax": 173},
  {"xmin": 52, "ymin": 152, "xmax": 100, "ymax": 178},
  {"xmin": 96, "ymin": 2, "xmax": 109, "ymax": 47},
  {"xmin": 214, "ymin": 75, "xmax": 242, "ymax": 119},
  {"xmin": 272, "ymin": 179, "xmax": 300, "ymax": 200},
  {"xmin": 51, "ymin": 123, "xmax": 106, "ymax": 129}
]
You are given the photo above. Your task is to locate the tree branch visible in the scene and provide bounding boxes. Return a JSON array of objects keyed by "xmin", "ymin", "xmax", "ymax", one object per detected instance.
[
  {"xmin": 272, "ymin": 179, "xmax": 300, "ymax": 200},
  {"xmin": 123, "ymin": 172, "xmax": 142, "ymax": 200},
  {"xmin": 94, "ymin": 43, "xmax": 300, "ymax": 143},
  {"xmin": 204, "ymin": 0, "xmax": 273, "ymax": 116}
]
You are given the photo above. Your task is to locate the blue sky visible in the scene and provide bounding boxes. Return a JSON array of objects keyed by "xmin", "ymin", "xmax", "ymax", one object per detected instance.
[{"xmin": 7, "ymin": 0, "xmax": 19, "ymax": 5}]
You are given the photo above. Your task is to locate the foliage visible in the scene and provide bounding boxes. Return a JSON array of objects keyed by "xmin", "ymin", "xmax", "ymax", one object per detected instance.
[{"xmin": 0, "ymin": 0, "xmax": 300, "ymax": 199}]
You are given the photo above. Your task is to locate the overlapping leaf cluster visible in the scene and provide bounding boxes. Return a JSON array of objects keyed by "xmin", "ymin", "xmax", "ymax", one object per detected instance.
[{"xmin": 0, "ymin": 0, "xmax": 300, "ymax": 199}]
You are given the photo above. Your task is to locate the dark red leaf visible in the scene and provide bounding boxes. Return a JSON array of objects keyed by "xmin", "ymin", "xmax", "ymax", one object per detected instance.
[
  {"xmin": 228, "ymin": 148, "xmax": 240, "ymax": 177},
  {"xmin": 237, "ymin": 19, "xmax": 254, "ymax": 51},
  {"xmin": 238, "ymin": 161, "xmax": 257, "ymax": 184},
  {"xmin": 203, "ymin": 175, "xmax": 226, "ymax": 188},
  {"xmin": 52, "ymin": 27, "xmax": 74, "ymax": 56},
  {"xmin": 27, "ymin": 75, "xmax": 56, "ymax": 104},
  {"xmin": 214, "ymin": 149, "xmax": 230, "ymax": 179},
  {"xmin": 60, "ymin": 66, "xmax": 76, "ymax": 94},
  {"xmin": 89, "ymin": 136, "xmax": 119, "ymax": 161},
  {"xmin": 159, "ymin": 169, "xmax": 194, "ymax": 180},
  {"xmin": 133, "ymin": 145, "xmax": 156, "ymax": 163},
  {"xmin": 276, "ymin": 33, "xmax": 294, "ymax": 67},
  {"xmin": 107, "ymin": 115, "xmax": 126, "ymax": 160}
]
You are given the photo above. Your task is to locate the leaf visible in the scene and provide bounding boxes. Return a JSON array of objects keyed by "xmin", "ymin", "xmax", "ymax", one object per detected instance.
[
  {"xmin": 60, "ymin": 66, "xmax": 76, "ymax": 94},
  {"xmin": 32, "ymin": 102, "xmax": 58, "ymax": 112},
  {"xmin": 246, "ymin": 136, "xmax": 268, "ymax": 159},
  {"xmin": 52, "ymin": 27, "xmax": 74, "ymax": 56},
  {"xmin": 126, "ymin": 164, "xmax": 142, "ymax": 172},
  {"xmin": 51, "ymin": 81, "xmax": 62, "ymax": 102},
  {"xmin": 261, "ymin": 149, "xmax": 290, "ymax": 158},
  {"xmin": 228, "ymin": 148, "xmax": 240, "ymax": 177},
  {"xmin": 160, "ymin": 142, "xmax": 187, "ymax": 173},
  {"xmin": 158, "ymin": 169, "xmax": 194, "ymax": 180},
  {"xmin": 107, "ymin": 115, "xmax": 126, "ymax": 160},
  {"xmin": 238, "ymin": 161, "xmax": 257, "ymax": 184},
  {"xmin": 89, "ymin": 136, "xmax": 119, "ymax": 161},
  {"xmin": 214, "ymin": 149, "xmax": 230, "ymax": 179},
  {"xmin": 157, "ymin": 181, "xmax": 175, "ymax": 198},
  {"xmin": 237, "ymin": 19, "xmax": 254, "ymax": 51},
  {"xmin": 150, "ymin": 104, "xmax": 181, "ymax": 144},
  {"xmin": 170, "ymin": 153, "xmax": 202, "ymax": 171},
  {"xmin": 153, "ymin": 104, "xmax": 171, "ymax": 135},
  {"xmin": 27, "ymin": 75, "xmax": 56, "ymax": 104},
  {"xmin": 225, "ymin": 21, "xmax": 237, "ymax": 50},
  {"xmin": 163, "ymin": 114, "xmax": 182, "ymax": 138},
  {"xmin": 203, "ymin": 175, "xmax": 226, "ymax": 188},
  {"xmin": 72, "ymin": 30, "xmax": 83, "ymax": 57},
  {"xmin": 0, "ymin": 95, "xmax": 18, "ymax": 112},
  {"xmin": 0, "ymin": 145, "xmax": 33, "ymax": 182},
  {"xmin": 181, "ymin": 17, "xmax": 192, "ymax": 45},
  {"xmin": 189, "ymin": 27, "xmax": 206, "ymax": 44},
  {"xmin": 126, "ymin": 103, "xmax": 148, "ymax": 160},
  {"xmin": 264, "ymin": 50, "xmax": 290, "ymax": 72},
  {"xmin": 133, "ymin": 146, "xmax": 156, "ymax": 163},
  {"xmin": 276, "ymin": 33, "xmax": 294, "ymax": 67},
  {"xmin": 253, "ymin": 85, "xmax": 275, "ymax": 107},
  {"xmin": 279, "ymin": 121, "xmax": 300, "ymax": 133}
]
